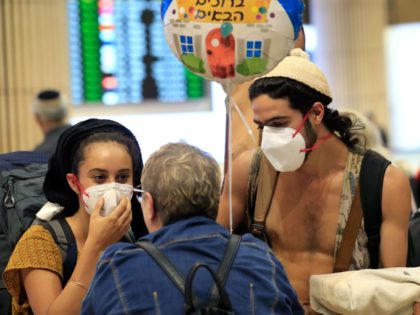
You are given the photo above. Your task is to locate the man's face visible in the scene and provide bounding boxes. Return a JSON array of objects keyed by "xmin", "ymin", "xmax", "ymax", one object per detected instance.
[{"xmin": 251, "ymin": 94, "xmax": 317, "ymax": 149}]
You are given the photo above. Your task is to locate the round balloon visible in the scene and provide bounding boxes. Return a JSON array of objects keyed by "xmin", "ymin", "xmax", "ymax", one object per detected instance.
[{"xmin": 161, "ymin": 0, "xmax": 304, "ymax": 86}]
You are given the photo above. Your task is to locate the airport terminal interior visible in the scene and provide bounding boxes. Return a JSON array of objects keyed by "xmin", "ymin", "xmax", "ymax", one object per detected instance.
[
  {"xmin": 0, "ymin": 0, "xmax": 420, "ymax": 315},
  {"xmin": 1, "ymin": 0, "xmax": 418, "ymax": 201}
]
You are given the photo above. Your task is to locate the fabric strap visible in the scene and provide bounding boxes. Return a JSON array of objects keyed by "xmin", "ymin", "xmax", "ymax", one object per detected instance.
[
  {"xmin": 249, "ymin": 149, "xmax": 365, "ymax": 272},
  {"xmin": 246, "ymin": 149, "xmax": 263, "ymax": 226},
  {"xmin": 333, "ymin": 185, "xmax": 362, "ymax": 272},
  {"xmin": 250, "ymin": 152, "xmax": 279, "ymax": 243}
]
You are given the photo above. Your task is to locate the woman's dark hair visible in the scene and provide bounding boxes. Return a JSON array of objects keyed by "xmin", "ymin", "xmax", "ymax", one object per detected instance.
[
  {"xmin": 249, "ymin": 77, "xmax": 359, "ymax": 149},
  {"xmin": 71, "ymin": 132, "xmax": 139, "ymax": 177},
  {"xmin": 43, "ymin": 118, "xmax": 147, "ymax": 238}
]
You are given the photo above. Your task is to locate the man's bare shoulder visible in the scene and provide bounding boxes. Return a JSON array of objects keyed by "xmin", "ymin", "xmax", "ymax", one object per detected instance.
[
  {"xmin": 383, "ymin": 164, "xmax": 411, "ymax": 195},
  {"xmin": 218, "ymin": 149, "xmax": 259, "ymax": 229},
  {"xmin": 225, "ymin": 148, "xmax": 258, "ymax": 192},
  {"xmin": 232, "ymin": 148, "xmax": 257, "ymax": 170},
  {"xmin": 382, "ymin": 164, "xmax": 412, "ymax": 210}
]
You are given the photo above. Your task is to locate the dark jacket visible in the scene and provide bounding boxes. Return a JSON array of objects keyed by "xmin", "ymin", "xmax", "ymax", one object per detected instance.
[{"xmin": 82, "ymin": 216, "xmax": 303, "ymax": 315}]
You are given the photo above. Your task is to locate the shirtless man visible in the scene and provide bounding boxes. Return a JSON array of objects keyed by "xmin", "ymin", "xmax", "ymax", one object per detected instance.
[{"xmin": 217, "ymin": 48, "xmax": 412, "ymax": 312}]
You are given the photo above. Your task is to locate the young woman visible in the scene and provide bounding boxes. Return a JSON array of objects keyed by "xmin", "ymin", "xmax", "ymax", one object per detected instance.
[{"xmin": 3, "ymin": 118, "xmax": 146, "ymax": 315}]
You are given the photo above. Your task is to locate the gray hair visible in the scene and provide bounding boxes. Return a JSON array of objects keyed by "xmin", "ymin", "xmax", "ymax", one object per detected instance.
[
  {"xmin": 33, "ymin": 90, "xmax": 67, "ymax": 122},
  {"xmin": 141, "ymin": 142, "xmax": 221, "ymax": 226}
]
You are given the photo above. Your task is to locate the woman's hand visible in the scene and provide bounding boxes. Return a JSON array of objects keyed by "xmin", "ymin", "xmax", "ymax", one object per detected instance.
[
  {"xmin": 85, "ymin": 196, "xmax": 132, "ymax": 251},
  {"xmin": 36, "ymin": 198, "xmax": 132, "ymax": 315}
]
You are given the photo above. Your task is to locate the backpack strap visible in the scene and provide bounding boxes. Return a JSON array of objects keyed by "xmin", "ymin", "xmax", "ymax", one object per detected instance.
[
  {"xmin": 333, "ymin": 184, "xmax": 362, "ymax": 272},
  {"xmin": 121, "ymin": 228, "xmax": 136, "ymax": 243},
  {"xmin": 215, "ymin": 234, "xmax": 241, "ymax": 285},
  {"xmin": 246, "ymin": 149, "xmax": 263, "ymax": 222},
  {"xmin": 185, "ymin": 263, "xmax": 233, "ymax": 314},
  {"xmin": 209, "ymin": 234, "xmax": 241, "ymax": 301},
  {"xmin": 36, "ymin": 217, "xmax": 77, "ymax": 286},
  {"xmin": 136, "ymin": 240, "xmax": 185, "ymax": 293},
  {"xmin": 359, "ymin": 149, "xmax": 391, "ymax": 268},
  {"xmin": 136, "ymin": 234, "xmax": 242, "ymax": 296},
  {"xmin": 249, "ymin": 151, "xmax": 279, "ymax": 243}
]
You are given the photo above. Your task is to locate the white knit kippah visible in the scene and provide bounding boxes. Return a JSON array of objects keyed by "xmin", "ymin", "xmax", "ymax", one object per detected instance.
[{"xmin": 262, "ymin": 48, "xmax": 332, "ymax": 99}]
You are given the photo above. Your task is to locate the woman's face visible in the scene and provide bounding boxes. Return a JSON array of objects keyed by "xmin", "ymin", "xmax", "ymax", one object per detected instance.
[{"xmin": 77, "ymin": 141, "xmax": 134, "ymax": 190}]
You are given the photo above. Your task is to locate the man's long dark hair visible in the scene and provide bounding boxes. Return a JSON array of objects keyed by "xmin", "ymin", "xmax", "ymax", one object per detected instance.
[{"xmin": 249, "ymin": 77, "xmax": 360, "ymax": 149}]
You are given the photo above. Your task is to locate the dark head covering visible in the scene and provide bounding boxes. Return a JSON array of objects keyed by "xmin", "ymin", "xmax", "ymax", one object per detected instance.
[{"xmin": 43, "ymin": 118, "xmax": 147, "ymax": 238}]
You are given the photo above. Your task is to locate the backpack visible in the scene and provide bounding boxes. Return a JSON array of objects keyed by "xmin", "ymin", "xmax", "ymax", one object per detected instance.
[
  {"xmin": 0, "ymin": 151, "xmax": 77, "ymax": 315},
  {"xmin": 136, "ymin": 234, "xmax": 241, "ymax": 315},
  {"xmin": 247, "ymin": 149, "xmax": 418, "ymax": 268}
]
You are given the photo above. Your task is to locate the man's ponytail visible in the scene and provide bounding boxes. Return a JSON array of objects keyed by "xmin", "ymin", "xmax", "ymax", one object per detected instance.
[{"xmin": 323, "ymin": 108, "xmax": 360, "ymax": 149}]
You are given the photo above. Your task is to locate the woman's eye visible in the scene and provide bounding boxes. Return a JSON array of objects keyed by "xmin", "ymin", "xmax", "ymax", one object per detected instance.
[
  {"xmin": 117, "ymin": 174, "xmax": 130, "ymax": 183},
  {"xmin": 94, "ymin": 175, "xmax": 106, "ymax": 182}
]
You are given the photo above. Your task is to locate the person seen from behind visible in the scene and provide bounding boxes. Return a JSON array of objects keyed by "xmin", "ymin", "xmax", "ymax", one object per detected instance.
[
  {"xmin": 33, "ymin": 89, "xmax": 71, "ymax": 155},
  {"xmin": 82, "ymin": 142, "xmax": 303, "ymax": 315}
]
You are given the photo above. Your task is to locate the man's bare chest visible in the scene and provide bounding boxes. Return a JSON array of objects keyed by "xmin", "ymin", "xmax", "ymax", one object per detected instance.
[{"xmin": 265, "ymin": 173, "xmax": 344, "ymax": 255}]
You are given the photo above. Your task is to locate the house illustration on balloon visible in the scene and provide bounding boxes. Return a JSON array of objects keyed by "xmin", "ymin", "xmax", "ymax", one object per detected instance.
[{"xmin": 161, "ymin": 0, "xmax": 303, "ymax": 83}]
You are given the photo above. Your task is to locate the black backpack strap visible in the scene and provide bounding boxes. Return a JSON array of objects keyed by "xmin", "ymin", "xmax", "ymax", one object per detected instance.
[
  {"xmin": 36, "ymin": 217, "xmax": 77, "ymax": 286},
  {"xmin": 186, "ymin": 235, "xmax": 241, "ymax": 314},
  {"xmin": 359, "ymin": 149, "xmax": 391, "ymax": 268},
  {"xmin": 136, "ymin": 241, "xmax": 185, "ymax": 294},
  {"xmin": 215, "ymin": 234, "xmax": 241, "ymax": 285},
  {"xmin": 137, "ymin": 234, "xmax": 242, "ymax": 299},
  {"xmin": 121, "ymin": 228, "xmax": 136, "ymax": 243},
  {"xmin": 208, "ymin": 234, "xmax": 241, "ymax": 302},
  {"xmin": 185, "ymin": 263, "xmax": 233, "ymax": 314}
]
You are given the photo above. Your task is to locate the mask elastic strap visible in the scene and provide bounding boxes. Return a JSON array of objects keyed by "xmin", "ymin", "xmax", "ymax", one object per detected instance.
[
  {"xmin": 292, "ymin": 110, "xmax": 312, "ymax": 138},
  {"xmin": 69, "ymin": 173, "xmax": 89, "ymax": 198},
  {"xmin": 300, "ymin": 133, "xmax": 333, "ymax": 153}
]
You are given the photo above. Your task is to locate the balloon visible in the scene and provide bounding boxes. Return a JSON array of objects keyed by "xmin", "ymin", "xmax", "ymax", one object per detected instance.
[
  {"xmin": 221, "ymin": 22, "xmax": 233, "ymax": 38},
  {"xmin": 161, "ymin": 0, "xmax": 304, "ymax": 86}
]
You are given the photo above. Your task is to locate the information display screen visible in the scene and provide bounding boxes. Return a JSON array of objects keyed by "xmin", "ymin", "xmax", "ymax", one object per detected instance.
[{"xmin": 68, "ymin": 0, "xmax": 206, "ymax": 106}]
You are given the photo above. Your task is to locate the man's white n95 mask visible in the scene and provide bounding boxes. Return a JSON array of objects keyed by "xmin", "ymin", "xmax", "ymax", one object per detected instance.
[{"xmin": 261, "ymin": 126, "xmax": 306, "ymax": 172}]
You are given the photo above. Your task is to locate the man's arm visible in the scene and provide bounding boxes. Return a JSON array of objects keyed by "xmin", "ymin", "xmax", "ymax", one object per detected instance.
[
  {"xmin": 380, "ymin": 164, "xmax": 412, "ymax": 267},
  {"xmin": 217, "ymin": 149, "xmax": 254, "ymax": 232}
]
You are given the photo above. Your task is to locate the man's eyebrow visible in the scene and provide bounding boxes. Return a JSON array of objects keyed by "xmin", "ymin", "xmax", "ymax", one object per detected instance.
[
  {"xmin": 253, "ymin": 116, "xmax": 289, "ymax": 126},
  {"xmin": 253, "ymin": 119, "xmax": 263, "ymax": 126}
]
